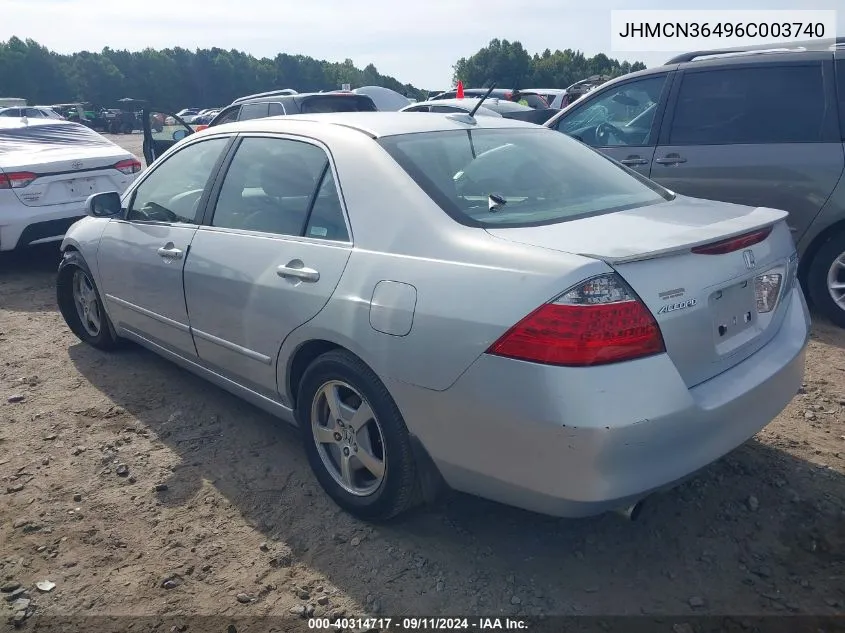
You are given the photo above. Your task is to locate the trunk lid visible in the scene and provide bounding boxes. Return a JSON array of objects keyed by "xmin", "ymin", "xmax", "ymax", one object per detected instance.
[
  {"xmin": 486, "ymin": 196, "xmax": 798, "ymax": 387},
  {"xmin": 0, "ymin": 142, "xmax": 133, "ymax": 208}
]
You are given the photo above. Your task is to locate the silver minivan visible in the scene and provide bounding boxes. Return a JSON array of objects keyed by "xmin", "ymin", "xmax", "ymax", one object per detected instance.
[{"xmin": 545, "ymin": 38, "xmax": 845, "ymax": 327}]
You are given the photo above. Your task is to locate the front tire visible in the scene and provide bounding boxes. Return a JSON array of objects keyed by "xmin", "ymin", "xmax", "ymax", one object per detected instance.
[
  {"xmin": 807, "ymin": 231, "xmax": 845, "ymax": 328},
  {"xmin": 296, "ymin": 350, "xmax": 421, "ymax": 521},
  {"xmin": 57, "ymin": 250, "xmax": 121, "ymax": 350}
]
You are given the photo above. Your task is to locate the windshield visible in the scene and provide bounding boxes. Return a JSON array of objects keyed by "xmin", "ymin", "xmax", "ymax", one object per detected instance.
[{"xmin": 378, "ymin": 128, "xmax": 673, "ymax": 228}]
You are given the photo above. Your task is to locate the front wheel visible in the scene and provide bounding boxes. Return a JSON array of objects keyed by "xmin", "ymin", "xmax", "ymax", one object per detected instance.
[
  {"xmin": 807, "ymin": 231, "xmax": 845, "ymax": 328},
  {"xmin": 57, "ymin": 251, "xmax": 121, "ymax": 350},
  {"xmin": 296, "ymin": 350, "xmax": 421, "ymax": 521}
]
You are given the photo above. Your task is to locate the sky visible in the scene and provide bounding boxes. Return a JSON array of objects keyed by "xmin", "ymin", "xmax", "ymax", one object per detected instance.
[{"xmin": 1, "ymin": 0, "xmax": 842, "ymax": 89}]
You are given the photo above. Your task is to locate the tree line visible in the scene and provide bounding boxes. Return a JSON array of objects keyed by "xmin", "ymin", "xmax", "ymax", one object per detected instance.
[{"xmin": 0, "ymin": 36, "xmax": 645, "ymax": 110}]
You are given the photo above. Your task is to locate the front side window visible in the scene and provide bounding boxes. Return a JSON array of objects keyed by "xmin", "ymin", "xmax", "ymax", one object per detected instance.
[
  {"xmin": 833, "ymin": 59, "xmax": 845, "ymax": 141},
  {"xmin": 126, "ymin": 137, "xmax": 229, "ymax": 223},
  {"xmin": 211, "ymin": 106, "xmax": 240, "ymax": 127},
  {"xmin": 555, "ymin": 75, "xmax": 667, "ymax": 147},
  {"xmin": 669, "ymin": 65, "xmax": 826, "ymax": 144},
  {"xmin": 210, "ymin": 136, "xmax": 347, "ymax": 239},
  {"xmin": 379, "ymin": 128, "xmax": 673, "ymax": 228},
  {"xmin": 0, "ymin": 108, "xmax": 21, "ymax": 117}
]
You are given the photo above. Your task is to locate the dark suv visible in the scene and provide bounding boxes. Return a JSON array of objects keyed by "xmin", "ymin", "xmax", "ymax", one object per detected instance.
[
  {"xmin": 142, "ymin": 90, "xmax": 377, "ymax": 164},
  {"xmin": 545, "ymin": 38, "xmax": 845, "ymax": 327}
]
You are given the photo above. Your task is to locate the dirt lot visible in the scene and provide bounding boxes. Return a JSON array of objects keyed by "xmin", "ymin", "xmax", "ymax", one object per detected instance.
[{"xmin": 1, "ymin": 132, "xmax": 844, "ymax": 628}]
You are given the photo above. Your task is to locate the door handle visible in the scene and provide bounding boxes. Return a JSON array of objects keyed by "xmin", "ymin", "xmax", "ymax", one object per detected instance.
[
  {"xmin": 620, "ymin": 157, "xmax": 649, "ymax": 166},
  {"xmin": 277, "ymin": 264, "xmax": 320, "ymax": 282},
  {"xmin": 157, "ymin": 246, "xmax": 183, "ymax": 260},
  {"xmin": 655, "ymin": 154, "xmax": 687, "ymax": 165}
]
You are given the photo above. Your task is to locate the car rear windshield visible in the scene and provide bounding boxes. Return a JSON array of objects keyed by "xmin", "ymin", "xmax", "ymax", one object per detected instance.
[
  {"xmin": 378, "ymin": 127, "xmax": 673, "ymax": 228},
  {"xmin": 298, "ymin": 95, "xmax": 377, "ymax": 113},
  {"xmin": 0, "ymin": 121, "xmax": 114, "ymax": 153}
]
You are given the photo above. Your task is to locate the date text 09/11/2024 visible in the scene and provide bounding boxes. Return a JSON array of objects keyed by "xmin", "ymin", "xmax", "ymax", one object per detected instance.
[{"xmin": 307, "ymin": 617, "xmax": 529, "ymax": 630}]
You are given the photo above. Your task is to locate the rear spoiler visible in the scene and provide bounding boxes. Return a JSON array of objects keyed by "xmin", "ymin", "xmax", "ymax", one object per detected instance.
[{"xmin": 500, "ymin": 108, "xmax": 559, "ymax": 125}]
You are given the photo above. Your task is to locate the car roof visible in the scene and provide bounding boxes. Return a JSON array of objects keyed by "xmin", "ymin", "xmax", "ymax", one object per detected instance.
[
  {"xmin": 401, "ymin": 100, "xmax": 503, "ymax": 117},
  {"xmin": 234, "ymin": 91, "xmax": 368, "ymax": 106},
  {"xmin": 210, "ymin": 111, "xmax": 542, "ymax": 139}
]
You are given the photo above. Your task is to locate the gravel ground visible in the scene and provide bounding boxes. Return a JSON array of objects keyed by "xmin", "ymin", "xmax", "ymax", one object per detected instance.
[{"xmin": 0, "ymin": 132, "xmax": 843, "ymax": 628}]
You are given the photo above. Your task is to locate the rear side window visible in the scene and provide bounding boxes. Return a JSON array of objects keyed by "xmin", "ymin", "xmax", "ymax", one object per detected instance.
[
  {"xmin": 836, "ymin": 59, "xmax": 845, "ymax": 141},
  {"xmin": 298, "ymin": 96, "xmax": 377, "ymax": 113},
  {"xmin": 238, "ymin": 102, "xmax": 270, "ymax": 121},
  {"xmin": 0, "ymin": 121, "xmax": 114, "ymax": 151},
  {"xmin": 268, "ymin": 102, "xmax": 286, "ymax": 116},
  {"xmin": 379, "ymin": 128, "xmax": 673, "ymax": 228},
  {"xmin": 669, "ymin": 65, "xmax": 826, "ymax": 144},
  {"xmin": 211, "ymin": 106, "xmax": 240, "ymax": 126}
]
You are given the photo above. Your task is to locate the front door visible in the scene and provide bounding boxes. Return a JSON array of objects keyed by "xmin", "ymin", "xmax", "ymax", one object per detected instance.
[
  {"xmin": 142, "ymin": 109, "xmax": 195, "ymax": 166},
  {"xmin": 650, "ymin": 61, "xmax": 843, "ymax": 244},
  {"xmin": 97, "ymin": 136, "xmax": 231, "ymax": 356},
  {"xmin": 549, "ymin": 73, "xmax": 673, "ymax": 177},
  {"xmin": 182, "ymin": 135, "xmax": 352, "ymax": 397}
]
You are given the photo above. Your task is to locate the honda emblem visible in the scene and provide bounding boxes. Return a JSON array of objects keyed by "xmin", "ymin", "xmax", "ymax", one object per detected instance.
[
  {"xmin": 71, "ymin": 160, "xmax": 83, "ymax": 169},
  {"xmin": 743, "ymin": 249, "xmax": 756, "ymax": 270}
]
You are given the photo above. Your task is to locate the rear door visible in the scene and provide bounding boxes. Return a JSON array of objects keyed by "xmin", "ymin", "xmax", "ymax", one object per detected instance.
[
  {"xmin": 183, "ymin": 134, "xmax": 353, "ymax": 397},
  {"xmin": 142, "ymin": 109, "xmax": 195, "ymax": 166},
  {"xmin": 548, "ymin": 72, "xmax": 674, "ymax": 177},
  {"xmin": 651, "ymin": 59, "xmax": 844, "ymax": 243},
  {"xmin": 295, "ymin": 95, "xmax": 378, "ymax": 113}
]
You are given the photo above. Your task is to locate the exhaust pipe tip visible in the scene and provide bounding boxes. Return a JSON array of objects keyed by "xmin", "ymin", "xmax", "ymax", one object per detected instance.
[{"xmin": 615, "ymin": 499, "xmax": 645, "ymax": 521}]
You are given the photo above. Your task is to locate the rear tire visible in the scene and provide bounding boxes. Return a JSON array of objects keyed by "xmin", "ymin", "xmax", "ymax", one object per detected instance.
[
  {"xmin": 56, "ymin": 250, "xmax": 121, "ymax": 350},
  {"xmin": 807, "ymin": 231, "xmax": 845, "ymax": 328},
  {"xmin": 296, "ymin": 350, "xmax": 421, "ymax": 521}
]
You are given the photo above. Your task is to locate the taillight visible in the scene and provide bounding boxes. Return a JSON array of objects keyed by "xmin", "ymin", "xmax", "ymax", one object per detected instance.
[
  {"xmin": 0, "ymin": 171, "xmax": 38, "ymax": 189},
  {"xmin": 195, "ymin": 124, "xmax": 208, "ymax": 132},
  {"xmin": 113, "ymin": 158, "xmax": 142, "ymax": 175},
  {"xmin": 486, "ymin": 273, "xmax": 665, "ymax": 367},
  {"xmin": 691, "ymin": 227, "xmax": 772, "ymax": 255}
]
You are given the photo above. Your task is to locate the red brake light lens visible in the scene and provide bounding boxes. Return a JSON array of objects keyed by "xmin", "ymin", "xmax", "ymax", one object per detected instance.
[
  {"xmin": 486, "ymin": 274, "xmax": 665, "ymax": 367},
  {"xmin": 113, "ymin": 158, "xmax": 142, "ymax": 175},
  {"xmin": 690, "ymin": 227, "xmax": 772, "ymax": 255},
  {"xmin": 195, "ymin": 124, "xmax": 209, "ymax": 132},
  {"xmin": 0, "ymin": 171, "xmax": 38, "ymax": 189}
]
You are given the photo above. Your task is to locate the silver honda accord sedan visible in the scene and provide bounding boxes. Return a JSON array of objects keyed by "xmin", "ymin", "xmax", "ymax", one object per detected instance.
[{"xmin": 56, "ymin": 112, "xmax": 810, "ymax": 522}]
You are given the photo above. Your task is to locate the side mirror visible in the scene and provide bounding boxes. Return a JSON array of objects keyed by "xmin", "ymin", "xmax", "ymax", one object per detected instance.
[
  {"xmin": 172, "ymin": 129, "xmax": 189, "ymax": 141},
  {"xmin": 86, "ymin": 191, "xmax": 122, "ymax": 218}
]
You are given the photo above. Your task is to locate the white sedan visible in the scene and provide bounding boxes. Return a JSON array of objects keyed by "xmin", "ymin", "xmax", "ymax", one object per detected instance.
[{"xmin": 0, "ymin": 118, "xmax": 141, "ymax": 252}]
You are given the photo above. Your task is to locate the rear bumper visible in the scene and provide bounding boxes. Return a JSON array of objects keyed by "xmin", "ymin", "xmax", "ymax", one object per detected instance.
[
  {"xmin": 0, "ymin": 202, "xmax": 86, "ymax": 251},
  {"xmin": 389, "ymin": 286, "xmax": 810, "ymax": 518}
]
